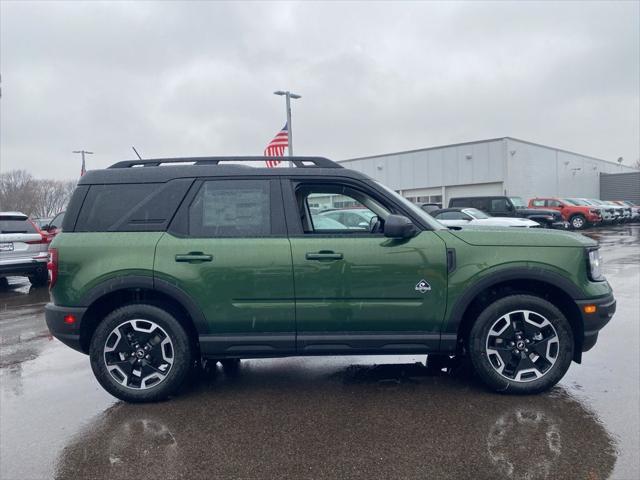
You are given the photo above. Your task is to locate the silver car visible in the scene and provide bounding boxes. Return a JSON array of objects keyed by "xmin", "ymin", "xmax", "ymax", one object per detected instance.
[{"xmin": 0, "ymin": 212, "xmax": 49, "ymax": 286}]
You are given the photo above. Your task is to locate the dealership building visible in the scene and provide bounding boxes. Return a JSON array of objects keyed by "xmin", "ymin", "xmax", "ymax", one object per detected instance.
[{"xmin": 338, "ymin": 137, "xmax": 638, "ymax": 206}]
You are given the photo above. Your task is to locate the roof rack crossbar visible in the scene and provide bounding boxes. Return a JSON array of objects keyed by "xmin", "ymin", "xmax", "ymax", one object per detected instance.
[{"xmin": 108, "ymin": 156, "xmax": 342, "ymax": 169}]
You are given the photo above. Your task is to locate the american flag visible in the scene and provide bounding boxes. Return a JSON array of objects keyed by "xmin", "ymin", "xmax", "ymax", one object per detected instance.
[{"xmin": 264, "ymin": 123, "xmax": 288, "ymax": 167}]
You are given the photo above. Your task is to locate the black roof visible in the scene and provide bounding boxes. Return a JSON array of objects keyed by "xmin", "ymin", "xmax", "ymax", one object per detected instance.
[{"xmin": 79, "ymin": 156, "xmax": 371, "ymax": 185}]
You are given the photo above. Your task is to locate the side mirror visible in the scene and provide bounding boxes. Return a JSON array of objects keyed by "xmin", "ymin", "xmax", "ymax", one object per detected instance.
[
  {"xmin": 41, "ymin": 224, "xmax": 51, "ymax": 231},
  {"xmin": 506, "ymin": 204, "xmax": 514, "ymax": 211},
  {"xmin": 384, "ymin": 214, "xmax": 417, "ymax": 239}
]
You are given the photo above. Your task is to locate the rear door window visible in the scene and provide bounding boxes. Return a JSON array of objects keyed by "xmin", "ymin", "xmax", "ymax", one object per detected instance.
[{"xmin": 188, "ymin": 180, "xmax": 271, "ymax": 237}]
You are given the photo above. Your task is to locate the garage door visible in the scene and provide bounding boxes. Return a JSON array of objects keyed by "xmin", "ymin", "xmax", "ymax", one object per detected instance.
[{"xmin": 444, "ymin": 182, "xmax": 503, "ymax": 205}]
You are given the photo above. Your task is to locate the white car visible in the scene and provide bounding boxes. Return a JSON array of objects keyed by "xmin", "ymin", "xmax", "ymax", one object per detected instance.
[{"xmin": 431, "ymin": 208, "xmax": 540, "ymax": 228}]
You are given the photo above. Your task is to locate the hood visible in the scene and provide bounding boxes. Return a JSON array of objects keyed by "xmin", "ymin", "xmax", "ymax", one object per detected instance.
[
  {"xmin": 475, "ymin": 218, "xmax": 539, "ymax": 227},
  {"xmin": 449, "ymin": 226, "xmax": 597, "ymax": 247}
]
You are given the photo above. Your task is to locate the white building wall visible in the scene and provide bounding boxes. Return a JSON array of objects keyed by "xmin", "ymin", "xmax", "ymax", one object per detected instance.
[
  {"xmin": 340, "ymin": 137, "xmax": 637, "ymax": 204},
  {"xmin": 339, "ymin": 139, "xmax": 505, "ymax": 192},
  {"xmin": 505, "ymin": 138, "xmax": 636, "ymax": 200}
]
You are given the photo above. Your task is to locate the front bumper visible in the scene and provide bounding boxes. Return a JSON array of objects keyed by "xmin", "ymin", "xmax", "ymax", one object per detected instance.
[
  {"xmin": 45, "ymin": 303, "xmax": 88, "ymax": 353},
  {"xmin": 576, "ymin": 293, "xmax": 616, "ymax": 352}
]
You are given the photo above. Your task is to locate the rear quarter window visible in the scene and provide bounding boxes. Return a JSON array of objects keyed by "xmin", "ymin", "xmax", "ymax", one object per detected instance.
[
  {"xmin": 73, "ymin": 179, "xmax": 193, "ymax": 232},
  {"xmin": 0, "ymin": 219, "xmax": 37, "ymax": 234}
]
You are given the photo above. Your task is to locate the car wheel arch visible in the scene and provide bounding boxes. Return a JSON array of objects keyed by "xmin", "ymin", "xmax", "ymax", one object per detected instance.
[
  {"xmin": 444, "ymin": 268, "xmax": 585, "ymax": 362},
  {"xmin": 78, "ymin": 277, "xmax": 205, "ymax": 354}
]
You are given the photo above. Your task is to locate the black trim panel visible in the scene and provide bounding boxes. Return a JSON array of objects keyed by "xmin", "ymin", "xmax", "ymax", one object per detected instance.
[
  {"xmin": 297, "ymin": 332, "xmax": 440, "ymax": 354},
  {"xmin": 443, "ymin": 266, "xmax": 587, "ymax": 337},
  {"xmin": 199, "ymin": 333, "xmax": 296, "ymax": 357}
]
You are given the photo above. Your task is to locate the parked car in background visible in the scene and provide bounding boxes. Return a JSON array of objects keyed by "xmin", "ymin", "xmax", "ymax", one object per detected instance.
[
  {"xmin": 529, "ymin": 198, "xmax": 601, "ymax": 230},
  {"xmin": 602, "ymin": 201, "xmax": 632, "ymax": 222},
  {"xmin": 319, "ymin": 208, "xmax": 376, "ymax": 229},
  {"xmin": 448, "ymin": 196, "xmax": 567, "ymax": 229},
  {"xmin": 419, "ymin": 203, "xmax": 442, "ymax": 214},
  {"xmin": 612, "ymin": 201, "xmax": 640, "ymax": 221},
  {"xmin": 41, "ymin": 211, "xmax": 65, "ymax": 239},
  {"xmin": 564, "ymin": 198, "xmax": 615, "ymax": 224},
  {"xmin": 586, "ymin": 199, "xmax": 625, "ymax": 223},
  {"xmin": 32, "ymin": 217, "xmax": 53, "ymax": 229},
  {"xmin": 0, "ymin": 212, "xmax": 49, "ymax": 286},
  {"xmin": 430, "ymin": 208, "xmax": 540, "ymax": 228}
]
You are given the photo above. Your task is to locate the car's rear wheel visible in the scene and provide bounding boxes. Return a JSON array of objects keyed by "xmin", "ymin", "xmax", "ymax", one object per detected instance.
[
  {"xmin": 569, "ymin": 214, "xmax": 586, "ymax": 230},
  {"xmin": 468, "ymin": 295, "xmax": 574, "ymax": 394},
  {"xmin": 89, "ymin": 304, "xmax": 193, "ymax": 403},
  {"xmin": 28, "ymin": 269, "xmax": 48, "ymax": 287}
]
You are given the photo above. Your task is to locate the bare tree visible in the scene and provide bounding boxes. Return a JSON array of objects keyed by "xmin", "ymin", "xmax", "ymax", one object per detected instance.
[
  {"xmin": 32, "ymin": 180, "xmax": 76, "ymax": 217},
  {"xmin": 0, "ymin": 170, "xmax": 38, "ymax": 214},
  {"xmin": 0, "ymin": 170, "xmax": 76, "ymax": 217}
]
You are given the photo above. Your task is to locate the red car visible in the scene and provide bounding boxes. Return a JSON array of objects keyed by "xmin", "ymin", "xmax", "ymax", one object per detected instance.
[{"xmin": 528, "ymin": 198, "xmax": 601, "ymax": 230}]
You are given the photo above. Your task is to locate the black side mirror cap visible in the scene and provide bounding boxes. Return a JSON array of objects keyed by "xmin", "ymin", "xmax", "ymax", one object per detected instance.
[
  {"xmin": 41, "ymin": 224, "xmax": 51, "ymax": 231},
  {"xmin": 384, "ymin": 214, "xmax": 418, "ymax": 239}
]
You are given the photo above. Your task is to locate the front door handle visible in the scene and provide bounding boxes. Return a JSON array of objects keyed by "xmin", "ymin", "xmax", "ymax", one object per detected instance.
[
  {"xmin": 175, "ymin": 252, "xmax": 213, "ymax": 263},
  {"xmin": 305, "ymin": 251, "xmax": 344, "ymax": 261}
]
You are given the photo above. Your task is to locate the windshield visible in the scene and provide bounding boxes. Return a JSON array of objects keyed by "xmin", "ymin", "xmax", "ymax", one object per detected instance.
[
  {"xmin": 374, "ymin": 181, "xmax": 446, "ymax": 230},
  {"xmin": 462, "ymin": 208, "xmax": 489, "ymax": 219},
  {"xmin": 509, "ymin": 197, "xmax": 526, "ymax": 208},
  {"xmin": 563, "ymin": 198, "xmax": 581, "ymax": 206}
]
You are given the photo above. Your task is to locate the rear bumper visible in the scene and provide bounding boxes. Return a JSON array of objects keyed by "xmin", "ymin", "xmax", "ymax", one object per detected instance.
[
  {"xmin": 0, "ymin": 259, "xmax": 47, "ymax": 277},
  {"xmin": 576, "ymin": 293, "xmax": 616, "ymax": 352},
  {"xmin": 45, "ymin": 303, "xmax": 87, "ymax": 353}
]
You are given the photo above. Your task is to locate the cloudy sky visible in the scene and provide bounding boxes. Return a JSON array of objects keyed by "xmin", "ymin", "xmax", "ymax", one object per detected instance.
[{"xmin": 1, "ymin": 0, "xmax": 638, "ymax": 179}]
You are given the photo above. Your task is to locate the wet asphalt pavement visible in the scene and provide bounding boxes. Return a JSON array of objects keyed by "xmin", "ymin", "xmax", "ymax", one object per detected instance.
[{"xmin": 1, "ymin": 226, "xmax": 638, "ymax": 480}]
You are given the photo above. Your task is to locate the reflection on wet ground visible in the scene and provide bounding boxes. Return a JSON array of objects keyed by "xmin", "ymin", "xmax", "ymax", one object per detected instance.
[
  {"xmin": 1, "ymin": 225, "xmax": 639, "ymax": 479},
  {"xmin": 53, "ymin": 361, "xmax": 616, "ymax": 480}
]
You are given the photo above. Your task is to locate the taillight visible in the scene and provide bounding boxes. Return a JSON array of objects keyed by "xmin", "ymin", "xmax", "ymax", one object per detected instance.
[{"xmin": 48, "ymin": 248, "xmax": 58, "ymax": 288}]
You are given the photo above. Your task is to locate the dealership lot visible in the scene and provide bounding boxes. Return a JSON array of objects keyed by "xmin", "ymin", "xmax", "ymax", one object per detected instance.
[{"xmin": 0, "ymin": 225, "xmax": 638, "ymax": 480}]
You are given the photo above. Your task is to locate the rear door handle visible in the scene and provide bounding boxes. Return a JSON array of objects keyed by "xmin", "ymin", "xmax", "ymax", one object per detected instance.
[
  {"xmin": 305, "ymin": 251, "xmax": 344, "ymax": 261},
  {"xmin": 175, "ymin": 252, "xmax": 213, "ymax": 263}
]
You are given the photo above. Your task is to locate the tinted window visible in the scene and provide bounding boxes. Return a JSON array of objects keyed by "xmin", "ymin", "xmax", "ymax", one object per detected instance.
[
  {"xmin": 75, "ymin": 184, "xmax": 157, "ymax": 232},
  {"xmin": 188, "ymin": 180, "xmax": 270, "ymax": 237},
  {"xmin": 548, "ymin": 200, "xmax": 562, "ymax": 207},
  {"xmin": 50, "ymin": 212, "xmax": 65, "ymax": 229},
  {"xmin": 0, "ymin": 219, "xmax": 37, "ymax": 234},
  {"xmin": 490, "ymin": 198, "xmax": 508, "ymax": 211}
]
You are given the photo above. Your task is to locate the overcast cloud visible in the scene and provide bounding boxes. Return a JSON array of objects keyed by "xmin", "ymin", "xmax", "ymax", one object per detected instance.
[{"xmin": 1, "ymin": 0, "xmax": 638, "ymax": 179}]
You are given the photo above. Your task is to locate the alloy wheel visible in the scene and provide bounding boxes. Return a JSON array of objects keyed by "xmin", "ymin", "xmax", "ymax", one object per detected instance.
[
  {"xmin": 103, "ymin": 319, "xmax": 174, "ymax": 390},
  {"xmin": 485, "ymin": 310, "xmax": 559, "ymax": 382}
]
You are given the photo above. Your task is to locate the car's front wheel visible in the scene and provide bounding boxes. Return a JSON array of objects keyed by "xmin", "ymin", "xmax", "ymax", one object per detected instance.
[
  {"xmin": 468, "ymin": 295, "xmax": 574, "ymax": 394},
  {"xmin": 89, "ymin": 304, "xmax": 193, "ymax": 403},
  {"xmin": 569, "ymin": 214, "xmax": 586, "ymax": 230}
]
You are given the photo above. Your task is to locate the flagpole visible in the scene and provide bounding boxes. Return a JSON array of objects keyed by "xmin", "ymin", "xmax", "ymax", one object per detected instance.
[
  {"xmin": 286, "ymin": 93, "xmax": 293, "ymax": 168},
  {"xmin": 274, "ymin": 90, "xmax": 301, "ymax": 168}
]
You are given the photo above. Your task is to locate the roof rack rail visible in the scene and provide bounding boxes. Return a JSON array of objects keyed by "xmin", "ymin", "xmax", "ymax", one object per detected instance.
[{"xmin": 108, "ymin": 156, "xmax": 342, "ymax": 169}]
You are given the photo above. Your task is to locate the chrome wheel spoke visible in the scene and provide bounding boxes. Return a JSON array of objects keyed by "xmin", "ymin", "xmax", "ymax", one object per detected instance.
[
  {"xmin": 103, "ymin": 319, "xmax": 174, "ymax": 391},
  {"xmin": 486, "ymin": 309, "xmax": 559, "ymax": 383}
]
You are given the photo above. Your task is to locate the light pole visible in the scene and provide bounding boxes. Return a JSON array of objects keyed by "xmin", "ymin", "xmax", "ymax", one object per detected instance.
[
  {"xmin": 73, "ymin": 150, "xmax": 93, "ymax": 176},
  {"xmin": 273, "ymin": 90, "xmax": 301, "ymax": 162}
]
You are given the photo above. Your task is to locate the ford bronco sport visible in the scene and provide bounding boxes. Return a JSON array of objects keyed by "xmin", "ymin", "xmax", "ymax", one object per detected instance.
[{"xmin": 45, "ymin": 157, "xmax": 616, "ymax": 402}]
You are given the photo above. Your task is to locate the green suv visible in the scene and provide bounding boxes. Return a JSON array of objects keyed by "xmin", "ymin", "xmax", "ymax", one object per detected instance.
[{"xmin": 45, "ymin": 157, "xmax": 616, "ymax": 402}]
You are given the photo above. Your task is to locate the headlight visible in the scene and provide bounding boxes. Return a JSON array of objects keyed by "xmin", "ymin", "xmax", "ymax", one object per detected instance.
[{"xmin": 587, "ymin": 249, "xmax": 605, "ymax": 281}]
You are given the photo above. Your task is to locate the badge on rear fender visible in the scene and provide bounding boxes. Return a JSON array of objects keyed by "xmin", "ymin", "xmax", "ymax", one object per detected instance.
[{"xmin": 415, "ymin": 279, "xmax": 431, "ymax": 293}]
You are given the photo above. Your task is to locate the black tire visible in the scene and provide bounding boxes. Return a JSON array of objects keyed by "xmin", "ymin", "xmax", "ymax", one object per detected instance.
[
  {"xmin": 569, "ymin": 214, "xmax": 586, "ymax": 230},
  {"xmin": 28, "ymin": 269, "xmax": 48, "ymax": 287},
  {"xmin": 468, "ymin": 295, "xmax": 574, "ymax": 394},
  {"xmin": 89, "ymin": 304, "xmax": 193, "ymax": 403}
]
